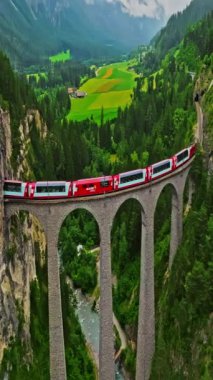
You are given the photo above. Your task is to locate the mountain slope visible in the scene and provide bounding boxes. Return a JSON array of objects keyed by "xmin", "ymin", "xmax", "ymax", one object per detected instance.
[
  {"xmin": 0, "ymin": 0, "xmax": 164, "ymax": 66},
  {"xmin": 0, "ymin": 0, "xmax": 58, "ymax": 65},
  {"xmin": 152, "ymin": 0, "xmax": 213, "ymax": 61}
]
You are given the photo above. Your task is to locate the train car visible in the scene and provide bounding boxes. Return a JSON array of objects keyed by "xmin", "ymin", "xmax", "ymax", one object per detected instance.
[
  {"xmin": 3, "ymin": 145, "xmax": 196, "ymax": 201},
  {"xmin": 113, "ymin": 169, "xmax": 147, "ymax": 191},
  {"xmin": 73, "ymin": 176, "xmax": 113, "ymax": 197},
  {"xmin": 149, "ymin": 158, "xmax": 173, "ymax": 181},
  {"xmin": 3, "ymin": 180, "xmax": 28, "ymax": 198},
  {"xmin": 174, "ymin": 144, "xmax": 196, "ymax": 168},
  {"xmin": 190, "ymin": 144, "xmax": 196, "ymax": 157},
  {"xmin": 28, "ymin": 181, "xmax": 72, "ymax": 199}
]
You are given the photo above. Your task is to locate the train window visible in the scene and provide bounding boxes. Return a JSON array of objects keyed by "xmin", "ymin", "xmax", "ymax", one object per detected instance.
[
  {"xmin": 153, "ymin": 161, "xmax": 171, "ymax": 175},
  {"xmin": 120, "ymin": 172, "xmax": 144, "ymax": 184},
  {"xmin": 48, "ymin": 186, "xmax": 66, "ymax": 193},
  {"xmin": 36, "ymin": 185, "xmax": 66, "ymax": 193},
  {"xmin": 176, "ymin": 150, "xmax": 188, "ymax": 163},
  {"xmin": 36, "ymin": 186, "xmax": 48, "ymax": 193},
  {"xmin": 101, "ymin": 180, "xmax": 109, "ymax": 187},
  {"xmin": 4, "ymin": 182, "xmax": 22, "ymax": 192}
]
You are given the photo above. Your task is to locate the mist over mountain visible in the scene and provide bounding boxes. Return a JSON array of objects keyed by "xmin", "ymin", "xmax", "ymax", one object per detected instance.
[
  {"xmin": 0, "ymin": 0, "xmax": 164, "ymax": 66},
  {"xmin": 98, "ymin": 0, "xmax": 188, "ymax": 19}
]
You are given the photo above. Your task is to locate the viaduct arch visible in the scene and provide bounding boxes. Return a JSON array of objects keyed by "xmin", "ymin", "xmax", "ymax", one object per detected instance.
[{"xmin": 3, "ymin": 158, "xmax": 193, "ymax": 380}]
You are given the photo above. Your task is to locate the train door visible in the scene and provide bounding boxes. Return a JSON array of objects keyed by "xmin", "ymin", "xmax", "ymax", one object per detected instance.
[
  {"xmin": 147, "ymin": 166, "xmax": 152, "ymax": 181},
  {"xmin": 172, "ymin": 156, "xmax": 176, "ymax": 170},
  {"xmin": 68, "ymin": 182, "xmax": 72, "ymax": 197},
  {"xmin": 113, "ymin": 175, "xmax": 119, "ymax": 190},
  {"xmin": 28, "ymin": 183, "xmax": 35, "ymax": 199},
  {"xmin": 72, "ymin": 182, "xmax": 78, "ymax": 197},
  {"xmin": 24, "ymin": 183, "xmax": 29, "ymax": 198}
]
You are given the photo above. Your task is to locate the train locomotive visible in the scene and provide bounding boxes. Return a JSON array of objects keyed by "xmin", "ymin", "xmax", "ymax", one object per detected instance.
[{"xmin": 3, "ymin": 145, "xmax": 196, "ymax": 200}]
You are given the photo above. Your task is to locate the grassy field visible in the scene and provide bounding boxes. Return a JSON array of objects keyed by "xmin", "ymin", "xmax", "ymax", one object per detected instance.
[
  {"xmin": 49, "ymin": 49, "xmax": 71, "ymax": 63},
  {"xmin": 68, "ymin": 61, "xmax": 138, "ymax": 124},
  {"xmin": 27, "ymin": 72, "xmax": 47, "ymax": 82}
]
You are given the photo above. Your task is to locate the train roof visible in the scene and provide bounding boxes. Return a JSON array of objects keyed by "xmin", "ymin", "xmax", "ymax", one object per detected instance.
[
  {"xmin": 4, "ymin": 179, "xmax": 23, "ymax": 183},
  {"xmin": 35, "ymin": 181, "xmax": 68, "ymax": 185},
  {"xmin": 74, "ymin": 176, "xmax": 113, "ymax": 184},
  {"xmin": 151, "ymin": 158, "xmax": 172, "ymax": 167},
  {"xmin": 175, "ymin": 147, "xmax": 189, "ymax": 155},
  {"xmin": 119, "ymin": 168, "xmax": 146, "ymax": 176}
]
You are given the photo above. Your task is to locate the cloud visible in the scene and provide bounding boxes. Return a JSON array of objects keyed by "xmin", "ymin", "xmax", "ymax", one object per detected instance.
[
  {"xmin": 105, "ymin": 0, "xmax": 191, "ymax": 19},
  {"xmin": 106, "ymin": 0, "xmax": 162, "ymax": 18},
  {"xmin": 157, "ymin": 0, "xmax": 191, "ymax": 17}
]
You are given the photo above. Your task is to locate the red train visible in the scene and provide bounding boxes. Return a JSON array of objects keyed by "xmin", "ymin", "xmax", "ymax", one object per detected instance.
[{"xmin": 3, "ymin": 145, "xmax": 196, "ymax": 200}]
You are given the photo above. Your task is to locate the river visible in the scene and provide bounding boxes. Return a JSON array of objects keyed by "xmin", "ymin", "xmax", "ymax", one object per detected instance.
[{"xmin": 74, "ymin": 288, "xmax": 125, "ymax": 380}]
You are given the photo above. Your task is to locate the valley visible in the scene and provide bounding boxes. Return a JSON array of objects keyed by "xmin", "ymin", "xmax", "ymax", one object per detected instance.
[
  {"xmin": 0, "ymin": 1, "xmax": 212, "ymax": 380},
  {"xmin": 68, "ymin": 61, "xmax": 138, "ymax": 123}
]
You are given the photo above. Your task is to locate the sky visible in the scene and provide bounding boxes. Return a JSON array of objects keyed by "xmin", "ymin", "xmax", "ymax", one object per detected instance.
[{"xmin": 85, "ymin": 0, "xmax": 192, "ymax": 19}]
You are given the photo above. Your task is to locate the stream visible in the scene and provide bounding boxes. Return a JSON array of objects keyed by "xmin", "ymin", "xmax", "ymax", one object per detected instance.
[{"xmin": 74, "ymin": 288, "xmax": 125, "ymax": 379}]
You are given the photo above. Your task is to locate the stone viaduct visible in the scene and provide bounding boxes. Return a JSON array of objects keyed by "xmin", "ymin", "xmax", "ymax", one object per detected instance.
[{"xmin": 3, "ymin": 157, "xmax": 194, "ymax": 380}]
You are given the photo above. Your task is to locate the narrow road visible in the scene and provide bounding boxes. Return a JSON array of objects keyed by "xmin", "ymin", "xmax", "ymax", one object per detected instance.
[
  {"xmin": 185, "ymin": 93, "xmax": 204, "ymax": 214},
  {"xmin": 195, "ymin": 79, "xmax": 213, "ymax": 147},
  {"xmin": 195, "ymin": 102, "xmax": 203, "ymax": 146}
]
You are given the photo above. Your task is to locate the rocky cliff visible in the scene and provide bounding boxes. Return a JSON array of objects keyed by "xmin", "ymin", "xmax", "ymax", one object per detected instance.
[
  {"xmin": 195, "ymin": 64, "xmax": 213, "ymax": 173},
  {"xmin": 0, "ymin": 108, "xmax": 12, "ymax": 270},
  {"xmin": 0, "ymin": 107, "xmax": 46, "ymax": 364}
]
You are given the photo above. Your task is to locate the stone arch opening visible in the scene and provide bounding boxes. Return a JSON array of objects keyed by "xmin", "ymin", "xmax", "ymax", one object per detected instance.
[
  {"xmin": 111, "ymin": 197, "xmax": 143, "ymax": 378},
  {"xmin": 154, "ymin": 184, "xmax": 177, "ymax": 301},
  {"xmin": 2, "ymin": 210, "xmax": 48, "ymax": 378},
  {"xmin": 58, "ymin": 207, "xmax": 100, "ymax": 379},
  {"xmin": 154, "ymin": 182, "xmax": 180, "ymax": 276}
]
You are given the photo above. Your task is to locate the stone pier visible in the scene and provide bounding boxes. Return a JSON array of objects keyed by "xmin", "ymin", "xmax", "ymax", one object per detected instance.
[
  {"xmin": 47, "ymin": 215, "xmax": 67, "ymax": 380},
  {"xmin": 136, "ymin": 210, "xmax": 155, "ymax": 380}
]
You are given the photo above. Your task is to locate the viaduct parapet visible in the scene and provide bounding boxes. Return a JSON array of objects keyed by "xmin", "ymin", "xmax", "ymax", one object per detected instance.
[{"xmin": 3, "ymin": 158, "xmax": 193, "ymax": 380}]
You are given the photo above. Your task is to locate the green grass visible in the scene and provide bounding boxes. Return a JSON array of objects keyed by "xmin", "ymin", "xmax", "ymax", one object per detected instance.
[
  {"xmin": 141, "ymin": 69, "xmax": 163, "ymax": 91},
  {"xmin": 141, "ymin": 77, "xmax": 148, "ymax": 92},
  {"xmin": 27, "ymin": 72, "xmax": 47, "ymax": 83},
  {"xmin": 49, "ymin": 49, "xmax": 71, "ymax": 63},
  {"xmin": 70, "ymin": 105, "xmax": 119, "ymax": 123},
  {"xmin": 68, "ymin": 61, "xmax": 137, "ymax": 123}
]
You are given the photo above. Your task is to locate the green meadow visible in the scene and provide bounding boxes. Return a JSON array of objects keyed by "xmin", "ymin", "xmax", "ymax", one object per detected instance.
[
  {"xmin": 49, "ymin": 49, "xmax": 71, "ymax": 63},
  {"xmin": 27, "ymin": 72, "xmax": 47, "ymax": 82},
  {"xmin": 68, "ymin": 61, "xmax": 138, "ymax": 123}
]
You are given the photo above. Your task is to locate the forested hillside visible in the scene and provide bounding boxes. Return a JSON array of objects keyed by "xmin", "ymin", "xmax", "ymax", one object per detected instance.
[
  {"xmin": 143, "ymin": 0, "xmax": 213, "ymax": 73},
  {"xmin": 0, "ymin": 5, "xmax": 212, "ymax": 380},
  {"xmin": 0, "ymin": 52, "xmax": 36, "ymax": 169},
  {"xmin": 113, "ymin": 13, "xmax": 213, "ymax": 378},
  {"xmin": 0, "ymin": 0, "xmax": 163, "ymax": 66}
]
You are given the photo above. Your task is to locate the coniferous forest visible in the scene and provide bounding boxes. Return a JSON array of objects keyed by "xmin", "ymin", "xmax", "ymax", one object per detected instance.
[{"xmin": 0, "ymin": 1, "xmax": 213, "ymax": 379}]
